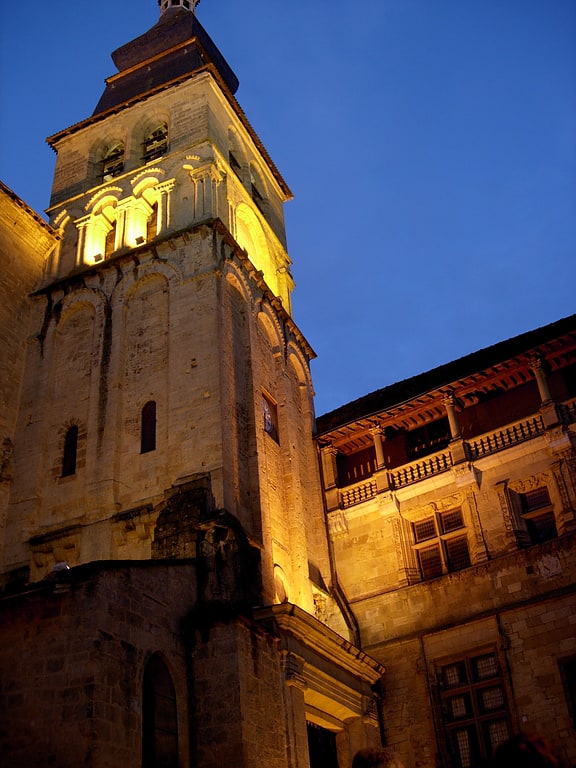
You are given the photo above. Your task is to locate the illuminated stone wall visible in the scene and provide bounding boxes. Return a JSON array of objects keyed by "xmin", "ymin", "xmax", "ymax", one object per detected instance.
[
  {"xmin": 0, "ymin": 185, "xmax": 57, "ymax": 572},
  {"xmin": 320, "ymin": 345, "xmax": 576, "ymax": 767},
  {"xmin": 3, "ymin": 220, "xmax": 328, "ymax": 616},
  {"xmin": 47, "ymin": 74, "xmax": 293, "ymax": 310}
]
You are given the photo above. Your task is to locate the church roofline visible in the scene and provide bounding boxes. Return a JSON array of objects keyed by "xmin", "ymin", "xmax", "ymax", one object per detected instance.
[
  {"xmin": 316, "ymin": 313, "xmax": 576, "ymax": 435},
  {"xmin": 0, "ymin": 180, "xmax": 59, "ymax": 239}
]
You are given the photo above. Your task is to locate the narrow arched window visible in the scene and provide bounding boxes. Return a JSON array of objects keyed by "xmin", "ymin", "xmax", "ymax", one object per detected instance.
[
  {"xmin": 62, "ymin": 425, "xmax": 78, "ymax": 477},
  {"xmin": 141, "ymin": 401, "xmax": 157, "ymax": 454},
  {"xmin": 142, "ymin": 655, "xmax": 178, "ymax": 768},
  {"xmin": 143, "ymin": 125, "xmax": 168, "ymax": 163},
  {"xmin": 101, "ymin": 142, "xmax": 125, "ymax": 182}
]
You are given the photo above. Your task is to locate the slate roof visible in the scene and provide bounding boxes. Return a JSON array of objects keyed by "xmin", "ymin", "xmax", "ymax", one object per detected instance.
[
  {"xmin": 93, "ymin": 8, "xmax": 239, "ymax": 114},
  {"xmin": 316, "ymin": 314, "xmax": 576, "ymax": 434},
  {"xmin": 46, "ymin": 10, "xmax": 292, "ymax": 198}
]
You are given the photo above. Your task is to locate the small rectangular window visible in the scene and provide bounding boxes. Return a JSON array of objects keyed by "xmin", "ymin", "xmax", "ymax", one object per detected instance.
[
  {"xmin": 518, "ymin": 487, "xmax": 557, "ymax": 544},
  {"xmin": 61, "ymin": 425, "xmax": 79, "ymax": 477},
  {"xmin": 521, "ymin": 488, "xmax": 552, "ymax": 511},
  {"xmin": 262, "ymin": 392, "xmax": 279, "ymax": 443},
  {"xmin": 141, "ymin": 401, "xmax": 157, "ymax": 454}
]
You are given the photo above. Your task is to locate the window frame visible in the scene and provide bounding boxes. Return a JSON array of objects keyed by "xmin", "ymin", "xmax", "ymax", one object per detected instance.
[
  {"xmin": 413, "ymin": 508, "xmax": 470, "ymax": 580},
  {"xmin": 143, "ymin": 124, "xmax": 169, "ymax": 164},
  {"xmin": 101, "ymin": 142, "xmax": 125, "ymax": 182},
  {"xmin": 262, "ymin": 391, "xmax": 279, "ymax": 443},
  {"xmin": 518, "ymin": 487, "xmax": 557, "ymax": 544},
  {"xmin": 437, "ymin": 648, "xmax": 512, "ymax": 768}
]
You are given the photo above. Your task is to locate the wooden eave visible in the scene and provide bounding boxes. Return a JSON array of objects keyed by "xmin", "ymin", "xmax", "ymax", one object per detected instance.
[{"xmin": 317, "ymin": 325, "xmax": 576, "ymax": 455}]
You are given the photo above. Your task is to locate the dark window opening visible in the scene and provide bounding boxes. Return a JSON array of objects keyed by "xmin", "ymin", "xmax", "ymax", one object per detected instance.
[
  {"xmin": 142, "ymin": 655, "xmax": 178, "ymax": 768},
  {"xmin": 446, "ymin": 536, "xmax": 472, "ymax": 572},
  {"xmin": 229, "ymin": 151, "xmax": 242, "ymax": 176},
  {"xmin": 62, "ymin": 425, "xmax": 78, "ymax": 477},
  {"xmin": 519, "ymin": 487, "xmax": 557, "ymax": 544},
  {"xmin": 143, "ymin": 125, "xmax": 168, "ymax": 163},
  {"xmin": 418, "ymin": 544, "xmax": 443, "ymax": 580},
  {"xmin": 407, "ymin": 417, "xmax": 450, "ymax": 459},
  {"xmin": 307, "ymin": 722, "xmax": 338, "ymax": 768},
  {"xmin": 336, "ymin": 445, "xmax": 377, "ymax": 487},
  {"xmin": 141, "ymin": 401, "xmax": 157, "ymax": 454},
  {"xmin": 101, "ymin": 143, "xmax": 124, "ymax": 182},
  {"xmin": 560, "ymin": 658, "xmax": 576, "ymax": 727},
  {"xmin": 251, "ymin": 183, "xmax": 266, "ymax": 215}
]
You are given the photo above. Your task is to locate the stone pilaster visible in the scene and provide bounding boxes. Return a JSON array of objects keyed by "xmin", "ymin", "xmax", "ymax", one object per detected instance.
[{"xmin": 281, "ymin": 651, "xmax": 310, "ymax": 768}]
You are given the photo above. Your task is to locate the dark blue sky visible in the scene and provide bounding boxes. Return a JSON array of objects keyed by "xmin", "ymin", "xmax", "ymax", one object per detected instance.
[{"xmin": 1, "ymin": 0, "xmax": 575, "ymax": 415}]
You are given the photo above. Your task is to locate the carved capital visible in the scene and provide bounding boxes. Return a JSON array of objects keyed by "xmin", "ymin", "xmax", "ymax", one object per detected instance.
[{"xmin": 281, "ymin": 651, "xmax": 307, "ymax": 691}]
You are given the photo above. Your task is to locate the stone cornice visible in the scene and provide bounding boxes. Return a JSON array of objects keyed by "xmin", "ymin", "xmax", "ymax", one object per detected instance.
[{"xmin": 254, "ymin": 602, "xmax": 385, "ymax": 684}]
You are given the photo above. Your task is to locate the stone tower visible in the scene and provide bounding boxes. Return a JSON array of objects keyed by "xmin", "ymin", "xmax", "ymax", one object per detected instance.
[
  {"xmin": 0, "ymin": 7, "xmax": 386, "ymax": 767},
  {"xmin": 2, "ymin": 1, "xmax": 330, "ymax": 615}
]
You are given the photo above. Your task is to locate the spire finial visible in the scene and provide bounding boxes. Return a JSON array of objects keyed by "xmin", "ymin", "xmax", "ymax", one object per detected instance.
[{"xmin": 158, "ymin": 0, "xmax": 200, "ymax": 16}]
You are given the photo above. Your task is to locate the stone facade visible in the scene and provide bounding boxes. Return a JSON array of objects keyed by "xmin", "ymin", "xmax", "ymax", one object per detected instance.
[
  {"xmin": 0, "ymin": 7, "xmax": 383, "ymax": 768},
  {"xmin": 317, "ymin": 320, "xmax": 576, "ymax": 767},
  {"xmin": 0, "ymin": 182, "xmax": 58, "ymax": 570},
  {"xmin": 1, "ymin": 4, "xmax": 575, "ymax": 768}
]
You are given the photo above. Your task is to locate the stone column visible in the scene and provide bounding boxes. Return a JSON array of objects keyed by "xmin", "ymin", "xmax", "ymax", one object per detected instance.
[
  {"xmin": 125, "ymin": 197, "xmax": 152, "ymax": 247},
  {"xmin": 370, "ymin": 426, "xmax": 390, "ymax": 492},
  {"xmin": 444, "ymin": 391, "xmax": 469, "ymax": 465},
  {"xmin": 443, "ymin": 392, "xmax": 461, "ymax": 440},
  {"xmin": 370, "ymin": 426, "xmax": 386, "ymax": 470},
  {"xmin": 320, "ymin": 444, "xmax": 340, "ymax": 512},
  {"xmin": 320, "ymin": 444, "xmax": 338, "ymax": 489},
  {"xmin": 530, "ymin": 355, "xmax": 552, "ymax": 404},
  {"xmin": 281, "ymin": 651, "xmax": 309, "ymax": 768},
  {"xmin": 114, "ymin": 202, "xmax": 129, "ymax": 251},
  {"xmin": 531, "ymin": 355, "xmax": 562, "ymax": 428},
  {"xmin": 74, "ymin": 216, "xmax": 89, "ymax": 266},
  {"xmin": 189, "ymin": 164, "xmax": 224, "ymax": 221},
  {"xmin": 156, "ymin": 179, "xmax": 176, "ymax": 233}
]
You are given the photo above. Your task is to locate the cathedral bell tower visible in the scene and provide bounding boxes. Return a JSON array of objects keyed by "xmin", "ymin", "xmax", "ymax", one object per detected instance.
[
  {"xmin": 0, "ymin": 6, "xmax": 387, "ymax": 765},
  {"xmin": 4, "ymin": 0, "xmax": 331, "ymax": 617}
]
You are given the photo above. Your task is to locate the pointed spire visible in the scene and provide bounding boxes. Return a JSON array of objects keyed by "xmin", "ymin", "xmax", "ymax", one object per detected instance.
[{"xmin": 158, "ymin": 0, "xmax": 200, "ymax": 15}]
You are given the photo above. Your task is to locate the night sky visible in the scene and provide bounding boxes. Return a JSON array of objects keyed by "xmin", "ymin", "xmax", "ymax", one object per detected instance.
[{"xmin": 1, "ymin": 0, "xmax": 575, "ymax": 415}]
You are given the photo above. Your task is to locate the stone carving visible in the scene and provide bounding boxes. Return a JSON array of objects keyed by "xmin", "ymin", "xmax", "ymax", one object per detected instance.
[
  {"xmin": 508, "ymin": 473, "xmax": 550, "ymax": 494},
  {"xmin": 197, "ymin": 511, "xmax": 261, "ymax": 607}
]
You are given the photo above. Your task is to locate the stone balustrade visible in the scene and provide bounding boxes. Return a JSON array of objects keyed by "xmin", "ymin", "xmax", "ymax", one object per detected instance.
[{"xmin": 333, "ymin": 398, "xmax": 576, "ymax": 509}]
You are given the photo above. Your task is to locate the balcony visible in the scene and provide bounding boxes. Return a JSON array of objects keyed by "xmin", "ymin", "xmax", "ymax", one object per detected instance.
[{"xmin": 332, "ymin": 400, "xmax": 576, "ymax": 510}]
